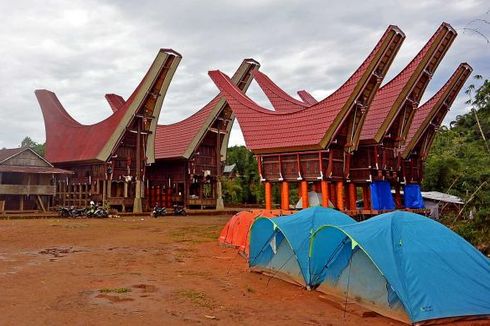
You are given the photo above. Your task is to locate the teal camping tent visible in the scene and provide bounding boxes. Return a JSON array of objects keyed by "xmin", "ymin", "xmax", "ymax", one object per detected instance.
[
  {"xmin": 309, "ymin": 211, "xmax": 490, "ymax": 323},
  {"xmin": 248, "ymin": 206, "xmax": 355, "ymax": 287}
]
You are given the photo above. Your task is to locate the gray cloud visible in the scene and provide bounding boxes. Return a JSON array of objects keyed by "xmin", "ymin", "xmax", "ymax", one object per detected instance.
[{"xmin": 0, "ymin": 0, "xmax": 488, "ymax": 149}]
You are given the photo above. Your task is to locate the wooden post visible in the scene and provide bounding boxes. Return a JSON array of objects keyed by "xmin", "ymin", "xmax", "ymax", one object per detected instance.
[
  {"xmin": 395, "ymin": 183, "xmax": 402, "ymax": 208},
  {"xmin": 321, "ymin": 180, "xmax": 329, "ymax": 207},
  {"xmin": 281, "ymin": 181, "xmax": 289, "ymax": 210},
  {"xmin": 133, "ymin": 117, "xmax": 143, "ymax": 213},
  {"xmin": 19, "ymin": 195, "xmax": 24, "ymax": 211},
  {"xmin": 330, "ymin": 183, "xmax": 337, "ymax": 207},
  {"xmin": 301, "ymin": 180, "xmax": 309, "ymax": 209},
  {"xmin": 348, "ymin": 183, "xmax": 357, "ymax": 210},
  {"xmin": 264, "ymin": 181, "xmax": 272, "ymax": 211},
  {"xmin": 362, "ymin": 184, "xmax": 371, "ymax": 210},
  {"xmin": 336, "ymin": 181, "xmax": 344, "ymax": 211}
]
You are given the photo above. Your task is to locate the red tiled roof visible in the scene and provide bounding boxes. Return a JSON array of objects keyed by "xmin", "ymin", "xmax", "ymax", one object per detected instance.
[
  {"xmin": 402, "ymin": 63, "xmax": 472, "ymax": 158},
  {"xmin": 154, "ymin": 59, "xmax": 260, "ymax": 160},
  {"xmin": 208, "ymin": 26, "xmax": 404, "ymax": 153},
  {"xmin": 252, "ymin": 70, "xmax": 310, "ymax": 111},
  {"xmin": 36, "ymin": 49, "xmax": 181, "ymax": 164},
  {"xmin": 0, "ymin": 148, "xmax": 24, "ymax": 163},
  {"xmin": 297, "ymin": 90, "xmax": 318, "ymax": 105},
  {"xmin": 361, "ymin": 23, "xmax": 456, "ymax": 142},
  {"xmin": 105, "ymin": 94, "xmax": 126, "ymax": 112},
  {"xmin": 155, "ymin": 96, "xmax": 222, "ymax": 159}
]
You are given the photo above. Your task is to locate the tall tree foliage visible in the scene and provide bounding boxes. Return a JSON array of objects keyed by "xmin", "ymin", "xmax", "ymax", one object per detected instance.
[
  {"xmin": 20, "ymin": 137, "xmax": 45, "ymax": 157},
  {"xmin": 223, "ymin": 146, "xmax": 263, "ymax": 205},
  {"xmin": 423, "ymin": 76, "xmax": 489, "ymax": 250}
]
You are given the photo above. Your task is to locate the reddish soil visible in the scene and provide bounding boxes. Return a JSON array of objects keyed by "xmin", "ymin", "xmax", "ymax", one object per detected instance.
[{"xmin": 0, "ymin": 216, "xmax": 484, "ymax": 325}]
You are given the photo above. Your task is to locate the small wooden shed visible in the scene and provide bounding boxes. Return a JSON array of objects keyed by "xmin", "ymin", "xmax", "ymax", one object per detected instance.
[{"xmin": 0, "ymin": 147, "xmax": 72, "ymax": 213}]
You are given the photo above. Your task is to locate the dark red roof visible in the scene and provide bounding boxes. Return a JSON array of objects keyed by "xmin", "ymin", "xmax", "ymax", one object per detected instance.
[
  {"xmin": 209, "ymin": 26, "xmax": 404, "ymax": 153},
  {"xmin": 155, "ymin": 96, "xmax": 222, "ymax": 159},
  {"xmin": 252, "ymin": 70, "xmax": 310, "ymax": 111},
  {"xmin": 36, "ymin": 49, "xmax": 181, "ymax": 164},
  {"xmin": 105, "ymin": 94, "xmax": 126, "ymax": 112},
  {"xmin": 0, "ymin": 148, "xmax": 24, "ymax": 163},
  {"xmin": 361, "ymin": 23, "xmax": 456, "ymax": 142},
  {"xmin": 155, "ymin": 59, "xmax": 260, "ymax": 160},
  {"xmin": 402, "ymin": 63, "xmax": 472, "ymax": 158},
  {"xmin": 297, "ymin": 90, "xmax": 318, "ymax": 105}
]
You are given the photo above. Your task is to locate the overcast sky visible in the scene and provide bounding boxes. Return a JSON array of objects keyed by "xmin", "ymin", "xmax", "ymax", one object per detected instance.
[{"xmin": 0, "ymin": 0, "xmax": 488, "ymax": 149}]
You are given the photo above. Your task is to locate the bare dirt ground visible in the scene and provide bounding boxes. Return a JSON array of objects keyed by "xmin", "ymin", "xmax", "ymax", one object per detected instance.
[{"xmin": 0, "ymin": 216, "xmax": 484, "ymax": 326}]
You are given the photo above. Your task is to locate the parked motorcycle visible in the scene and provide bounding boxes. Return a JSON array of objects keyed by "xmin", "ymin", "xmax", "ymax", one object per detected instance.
[
  {"xmin": 58, "ymin": 206, "xmax": 86, "ymax": 218},
  {"xmin": 173, "ymin": 204, "xmax": 187, "ymax": 216},
  {"xmin": 86, "ymin": 205, "xmax": 108, "ymax": 218},
  {"xmin": 151, "ymin": 204, "xmax": 167, "ymax": 218}
]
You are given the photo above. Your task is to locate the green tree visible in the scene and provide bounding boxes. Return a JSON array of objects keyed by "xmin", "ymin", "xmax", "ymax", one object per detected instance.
[
  {"xmin": 20, "ymin": 137, "xmax": 45, "ymax": 157},
  {"xmin": 423, "ymin": 75, "xmax": 490, "ymax": 252}
]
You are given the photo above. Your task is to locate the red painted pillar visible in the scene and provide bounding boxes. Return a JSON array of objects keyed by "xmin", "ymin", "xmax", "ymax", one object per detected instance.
[
  {"xmin": 348, "ymin": 183, "xmax": 357, "ymax": 210},
  {"xmin": 281, "ymin": 181, "xmax": 289, "ymax": 211},
  {"xmin": 301, "ymin": 180, "xmax": 309, "ymax": 209},
  {"xmin": 321, "ymin": 180, "xmax": 329, "ymax": 207},
  {"xmin": 336, "ymin": 181, "xmax": 345, "ymax": 211},
  {"xmin": 265, "ymin": 181, "xmax": 272, "ymax": 211}
]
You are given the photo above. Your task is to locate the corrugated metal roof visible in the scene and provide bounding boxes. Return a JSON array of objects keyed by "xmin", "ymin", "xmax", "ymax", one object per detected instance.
[
  {"xmin": 0, "ymin": 165, "xmax": 73, "ymax": 174},
  {"xmin": 421, "ymin": 191, "xmax": 464, "ymax": 204}
]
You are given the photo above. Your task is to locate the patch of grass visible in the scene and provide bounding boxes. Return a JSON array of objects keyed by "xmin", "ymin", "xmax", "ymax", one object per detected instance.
[
  {"xmin": 177, "ymin": 289, "xmax": 215, "ymax": 309},
  {"xmin": 169, "ymin": 226, "xmax": 220, "ymax": 244},
  {"xmin": 99, "ymin": 287, "xmax": 131, "ymax": 294}
]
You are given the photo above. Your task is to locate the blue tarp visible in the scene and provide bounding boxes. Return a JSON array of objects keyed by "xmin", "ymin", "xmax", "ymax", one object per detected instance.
[
  {"xmin": 404, "ymin": 183, "xmax": 425, "ymax": 209},
  {"xmin": 248, "ymin": 207, "xmax": 356, "ymax": 286},
  {"xmin": 310, "ymin": 211, "xmax": 490, "ymax": 323},
  {"xmin": 370, "ymin": 180, "xmax": 395, "ymax": 210}
]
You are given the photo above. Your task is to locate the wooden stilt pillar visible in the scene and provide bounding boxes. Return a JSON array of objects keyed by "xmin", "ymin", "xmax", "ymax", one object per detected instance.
[
  {"xmin": 348, "ymin": 183, "xmax": 357, "ymax": 210},
  {"xmin": 330, "ymin": 183, "xmax": 336, "ymax": 207},
  {"xmin": 362, "ymin": 184, "xmax": 371, "ymax": 210},
  {"xmin": 264, "ymin": 181, "xmax": 272, "ymax": 211},
  {"xmin": 301, "ymin": 180, "xmax": 309, "ymax": 209},
  {"xmin": 281, "ymin": 181, "xmax": 289, "ymax": 210},
  {"xmin": 336, "ymin": 181, "xmax": 344, "ymax": 211},
  {"xmin": 321, "ymin": 180, "xmax": 329, "ymax": 207},
  {"xmin": 311, "ymin": 182, "xmax": 317, "ymax": 193},
  {"xmin": 395, "ymin": 183, "xmax": 402, "ymax": 209}
]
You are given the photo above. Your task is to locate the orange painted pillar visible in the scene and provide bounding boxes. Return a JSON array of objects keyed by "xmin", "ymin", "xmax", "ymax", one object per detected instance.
[
  {"xmin": 394, "ymin": 183, "xmax": 402, "ymax": 209},
  {"xmin": 301, "ymin": 180, "xmax": 309, "ymax": 209},
  {"xmin": 281, "ymin": 181, "xmax": 289, "ymax": 210},
  {"xmin": 348, "ymin": 183, "xmax": 357, "ymax": 210},
  {"xmin": 336, "ymin": 181, "xmax": 345, "ymax": 211},
  {"xmin": 321, "ymin": 180, "xmax": 329, "ymax": 207},
  {"xmin": 264, "ymin": 181, "xmax": 272, "ymax": 211}
]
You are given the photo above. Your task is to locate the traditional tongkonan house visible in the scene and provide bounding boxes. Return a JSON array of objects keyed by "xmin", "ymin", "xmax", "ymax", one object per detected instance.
[
  {"xmin": 209, "ymin": 25, "xmax": 405, "ymax": 211},
  {"xmin": 400, "ymin": 63, "xmax": 472, "ymax": 207},
  {"xmin": 36, "ymin": 49, "xmax": 182, "ymax": 212},
  {"xmin": 349, "ymin": 22, "xmax": 457, "ymax": 213},
  {"xmin": 146, "ymin": 59, "xmax": 260, "ymax": 210}
]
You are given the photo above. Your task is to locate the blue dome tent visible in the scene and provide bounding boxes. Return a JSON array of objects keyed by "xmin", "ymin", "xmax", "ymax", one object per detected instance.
[
  {"xmin": 248, "ymin": 207, "xmax": 356, "ymax": 287},
  {"xmin": 309, "ymin": 211, "xmax": 490, "ymax": 323}
]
